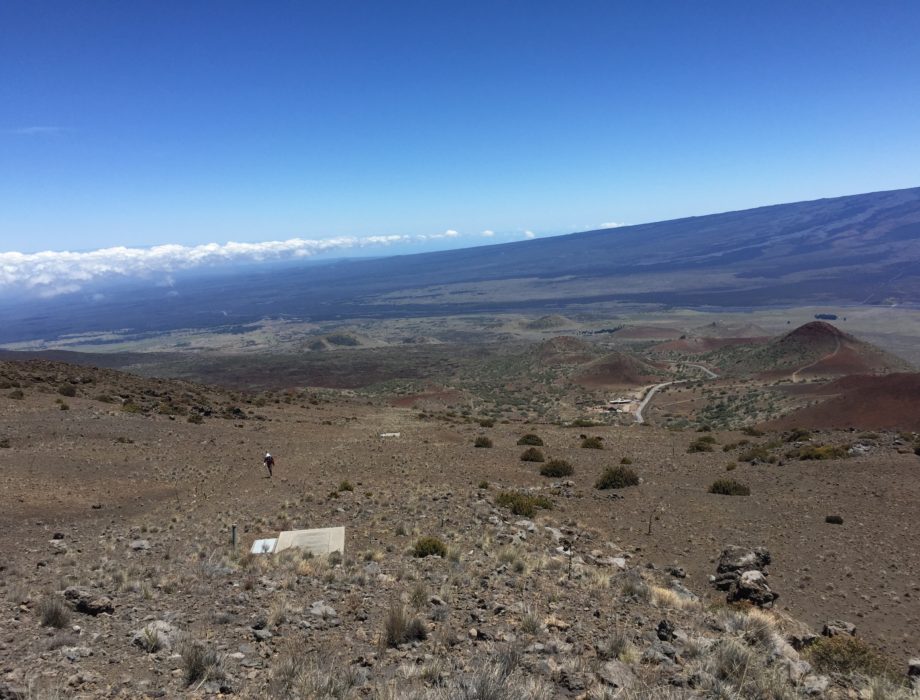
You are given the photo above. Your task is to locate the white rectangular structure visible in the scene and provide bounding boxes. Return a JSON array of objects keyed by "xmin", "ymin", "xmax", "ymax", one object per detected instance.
[
  {"xmin": 250, "ymin": 538, "xmax": 277, "ymax": 554},
  {"xmin": 274, "ymin": 527, "xmax": 345, "ymax": 556}
]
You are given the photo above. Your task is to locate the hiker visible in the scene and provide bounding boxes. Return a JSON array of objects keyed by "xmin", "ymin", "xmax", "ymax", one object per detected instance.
[{"xmin": 263, "ymin": 452, "xmax": 274, "ymax": 478}]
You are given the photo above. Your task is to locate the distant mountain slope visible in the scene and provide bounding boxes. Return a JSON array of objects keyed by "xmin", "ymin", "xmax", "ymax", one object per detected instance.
[{"xmin": 3, "ymin": 186, "xmax": 920, "ymax": 343}]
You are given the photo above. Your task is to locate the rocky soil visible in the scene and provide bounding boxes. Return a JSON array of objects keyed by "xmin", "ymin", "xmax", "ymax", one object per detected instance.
[{"xmin": 1, "ymin": 359, "xmax": 919, "ymax": 698}]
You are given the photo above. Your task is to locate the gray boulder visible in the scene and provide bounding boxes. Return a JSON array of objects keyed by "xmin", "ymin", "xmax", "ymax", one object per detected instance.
[
  {"xmin": 63, "ymin": 587, "xmax": 114, "ymax": 616},
  {"xmin": 821, "ymin": 620, "xmax": 856, "ymax": 637}
]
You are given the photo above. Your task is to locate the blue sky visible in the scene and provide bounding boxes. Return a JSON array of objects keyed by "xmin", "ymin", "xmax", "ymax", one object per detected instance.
[{"xmin": 2, "ymin": 1, "xmax": 920, "ymax": 264}]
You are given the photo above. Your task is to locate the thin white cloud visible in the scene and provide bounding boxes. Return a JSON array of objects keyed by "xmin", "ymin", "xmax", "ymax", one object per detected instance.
[
  {"xmin": 0, "ymin": 234, "xmax": 430, "ymax": 298},
  {"xmin": 481, "ymin": 229, "xmax": 495, "ymax": 237},
  {"xmin": 4, "ymin": 126, "xmax": 72, "ymax": 136},
  {"xmin": 523, "ymin": 230, "xmax": 536, "ymax": 239},
  {"xmin": 600, "ymin": 222, "xmax": 626, "ymax": 229}
]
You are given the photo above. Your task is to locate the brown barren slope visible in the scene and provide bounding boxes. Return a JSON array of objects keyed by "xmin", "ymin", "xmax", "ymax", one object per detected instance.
[{"xmin": 768, "ymin": 372, "xmax": 920, "ymax": 431}]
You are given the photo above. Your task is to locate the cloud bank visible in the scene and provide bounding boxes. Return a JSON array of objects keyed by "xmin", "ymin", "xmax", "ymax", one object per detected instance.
[{"xmin": 0, "ymin": 235, "xmax": 414, "ymax": 298}]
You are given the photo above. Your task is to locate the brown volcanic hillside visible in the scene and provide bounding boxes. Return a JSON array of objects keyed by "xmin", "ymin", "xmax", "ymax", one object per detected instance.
[
  {"xmin": 768, "ymin": 373, "xmax": 920, "ymax": 431},
  {"xmin": 532, "ymin": 335, "xmax": 596, "ymax": 366},
  {"xmin": 710, "ymin": 321, "xmax": 910, "ymax": 379},
  {"xmin": 574, "ymin": 350, "xmax": 665, "ymax": 388}
]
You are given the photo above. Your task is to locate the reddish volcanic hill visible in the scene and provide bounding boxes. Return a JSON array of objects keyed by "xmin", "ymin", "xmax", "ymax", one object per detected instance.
[
  {"xmin": 768, "ymin": 373, "xmax": 920, "ymax": 431},
  {"xmin": 574, "ymin": 351, "xmax": 664, "ymax": 388},
  {"xmin": 720, "ymin": 321, "xmax": 910, "ymax": 379},
  {"xmin": 533, "ymin": 336, "xmax": 596, "ymax": 366}
]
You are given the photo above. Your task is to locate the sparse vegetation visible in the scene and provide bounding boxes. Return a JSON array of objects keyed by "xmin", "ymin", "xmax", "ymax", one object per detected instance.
[
  {"xmin": 57, "ymin": 383, "xmax": 77, "ymax": 397},
  {"xmin": 539, "ymin": 459, "xmax": 573, "ymax": 478},
  {"xmin": 595, "ymin": 465, "xmax": 640, "ymax": 490},
  {"xmin": 37, "ymin": 595, "xmax": 70, "ymax": 628},
  {"xmin": 804, "ymin": 636, "xmax": 894, "ymax": 679},
  {"xmin": 795, "ymin": 444, "xmax": 848, "ymax": 460},
  {"xmin": 412, "ymin": 536, "xmax": 447, "ymax": 558},
  {"xmin": 474, "ymin": 436, "xmax": 493, "ymax": 448},
  {"xmin": 580, "ymin": 436, "xmax": 603, "ymax": 449},
  {"xmin": 383, "ymin": 604, "xmax": 427, "ymax": 647},
  {"xmin": 519, "ymin": 447, "xmax": 545, "ymax": 462},
  {"xmin": 688, "ymin": 435, "xmax": 717, "ymax": 452},
  {"xmin": 179, "ymin": 639, "xmax": 225, "ymax": 686},
  {"xmin": 708, "ymin": 478, "xmax": 750, "ymax": 496},
  {"xmin": 516, "ymin": 433, "xmax": 544, "ymax": 446},
  {"xmin": 495, "ymin": 491, "xmax": 553, "ymax": 517},
  {"xmin": 337, "ymin": 479, "xmax": 354, "ymax": 492}
]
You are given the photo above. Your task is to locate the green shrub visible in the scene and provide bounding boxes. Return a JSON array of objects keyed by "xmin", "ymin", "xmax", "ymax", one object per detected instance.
[
  {"xmin": 620, "ymin": 457, "xmax": 633, "ymax": 465},
  {"xmin": 581, "ymin": 436, "xmax": 604, "ymax": 449},
  {"xmin": 57, "ymin": 384, "xmax": 77, "ymax": 397},
  {"xmin": 804, "ymin": 636, "xmax": 894, "ymax": 678},
  {"xmin": 187, "ymin": 413, "xmax": 204, "ymax": 424},
  {"xmin": 495, "ymin": 491, "xmax": 553, "ymax": 517},
  {"xmin": 7, "ymin": 389, "xmax": 24, "ymax": 400},
  {"xmin": 796, "ymin": 444, "xmax": 847, "ymax": 460},
  {"xmin": 785, "ymin": 428, "xmax": 812, "ymax": 442},
  {"xmin": 708, "ymin": 479, "xmax": 750, "ymax": 496},
  {"xmin": 474, "ymin": 436, "xmax": 493, "ymax": 448},
  {"xmin": 517, "ymin": 434, "xmax": 544, "ymax": 446},
  {"xmin": 540, "ymin": 459, "xmax": 573, "ymax": 478},
  {"xmin": 412, "ymin": 536, "xmax": 447, "ymax": 558},
  {"xmin": 519, "ymin": 447, "xmax": 545, "ymax": 462},
  {"xmin": 688, "ymin": 436, "xmax": 716, "ymax": 453},
  {"xmin": 94, "ymin": 394, "xmax": 114, "ymax": 403},
  {"xmin": 478, "ymin": 418, "xmax": 495, "ymax": 428},
  {"xmin": 338, "ymin": 479, "xmax": 354, "ymax": 492},
  {"xmin": 738, "ymin": 445, "xmax": 773, "ymax": 463},
  {"xmin": 741, "ymin": 426, "xmax": 765, "ymax": 437},
  {"xmin": 595, "ymin": 465, "xmax": 640, "ymax": 490},
  {"xmin": 477, "ymin": 480, "xmax": 489, "ymax": 489},
  {"xmin": 0, "ymin": 438, "xmax": 9, "ymax": 448}
]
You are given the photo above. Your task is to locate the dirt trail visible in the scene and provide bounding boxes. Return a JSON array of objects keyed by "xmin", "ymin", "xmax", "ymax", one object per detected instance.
[{"xmin": 792, "ymin": 335, "xmax": 841, "ymax": 382}]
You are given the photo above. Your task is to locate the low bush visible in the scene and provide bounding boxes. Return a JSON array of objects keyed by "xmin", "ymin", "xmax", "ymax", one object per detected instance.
[
  {"xmin": 7, "ymin": 389, "xmax": 24, "ymax": 400},
  {"xmin": 620, "ymin": 456, "xmax": 633, "ymax": 465},
  {"xmin": 804, "ymin": 636, "xmax": 893, "ymax": 678},
  {"xmin": 741, "ymin": 426, "xmax": 765, "ymax": 437},
  {"xmin": 708, "ymin": 479, "xmax": 750, "ymax": 496},
  {"xmin": 412, "ymin": 536, "xmax": 447, "ymax": 558},
  {"xmin": 738, "ymin": 445, "xmax": 774, "ymax": 463},
  {"xmin": 519, "ymin": 447, "xmax": 545, "ymax": 462},
  {"xmin": 180, "ymin": 640, "xmax": 224, "ymax": 686},
  {"xmin": 384, "ymin": 604, "xmax": 428, "ymax": 647},
  {"xmin": 516, "ymin": 434, "xmax": 544, "ymax": 446},
  {"xmin": 37, "ymin": 595, "xmax": 70, "ymax": 628},
  {"xmin": 688, "ymin": 436, "xmax": 717, "ymax": 453},
  {"xmin": 57, "ymin": 384, "xmax": 77, "ymax": 397},
  {"xmin": 595, "ymin": 465, "xmax": 639, "ymax": 490},
  {"xmin": 338, "ymin": 479, "xmax": 354, "ymax": 492},
  {"xmin": 474, "ymin": 436, "xmax": 493, "ymax": 448},
  {"xmin": 785, "ymin": 428, "xmax": 812, "ymax": 443},
  {"xmin": 478, "ymin": 418, "xmax": 495, "ymax": 428},
  {"xmin": 539, "ymin": 459, "xmax": 573, "ymax": 478},
  {"xmin": 796, "ymin": 444, "xmax": 847, "ymax": 460},
  {"xmin": 495, "ymin": 491, "xmax": 553, "ymax": 518},
  {"xmin": 580, "ymin": 436, "xmax": 604, "ymax": 449}
]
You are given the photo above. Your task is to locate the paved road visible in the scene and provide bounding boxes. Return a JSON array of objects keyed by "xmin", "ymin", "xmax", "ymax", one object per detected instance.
[
  {"xmin": 684, "ymin": 363, "xmax": 718, "ymax": 379},
  {"xmin": 634, "ymin": 363, "xmax": 719, "ymax": 424},
  {"xmin": 634, "ymin": 381, "xmax": 679, "ymax": 424}
]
